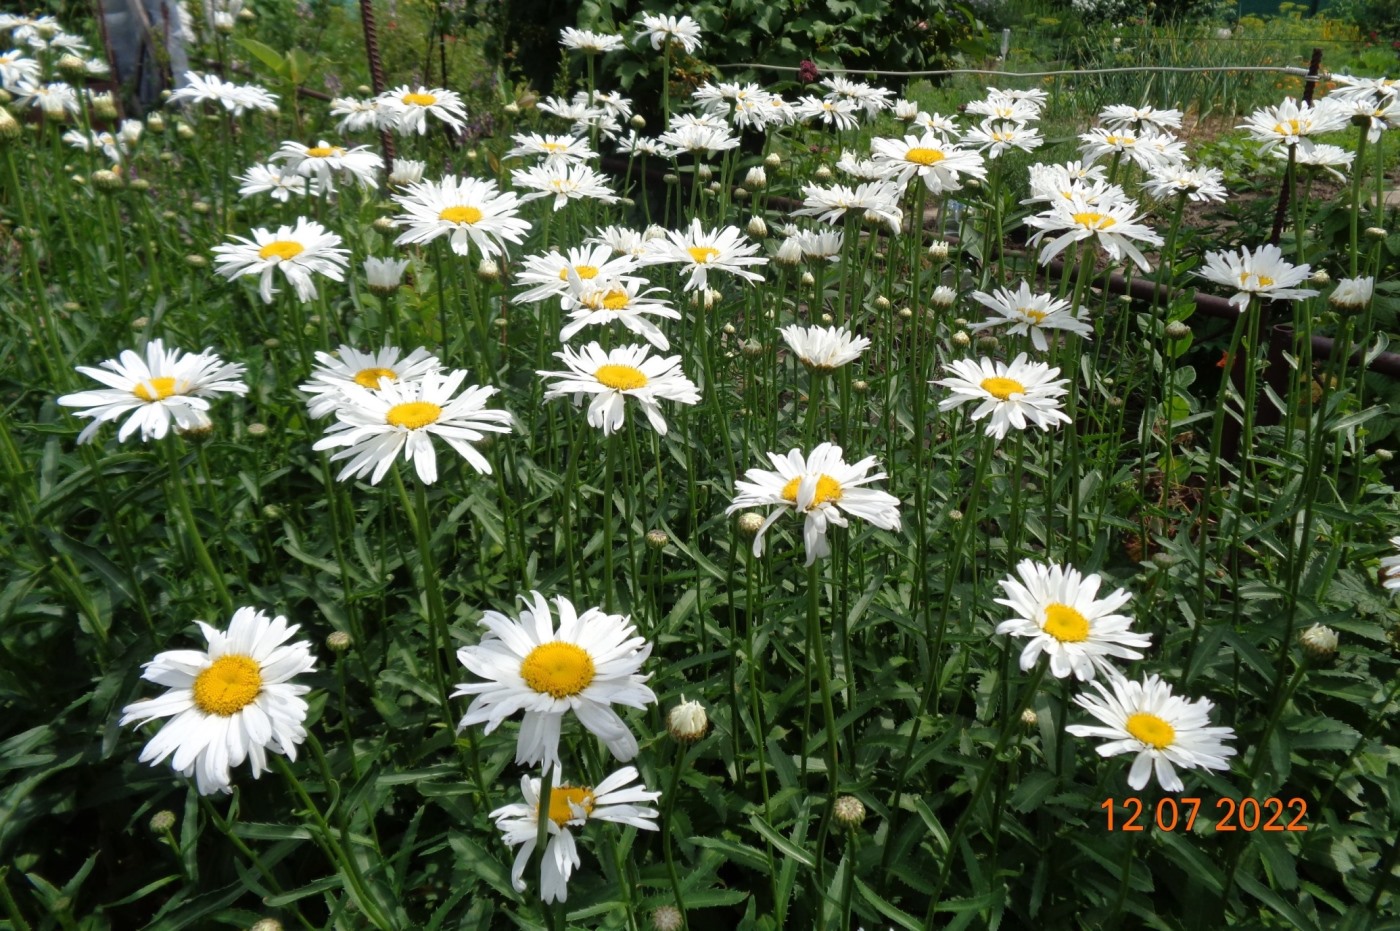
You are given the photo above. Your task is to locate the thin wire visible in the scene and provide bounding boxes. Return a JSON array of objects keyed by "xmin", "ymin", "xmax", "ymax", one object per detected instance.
[{"xmin": 714, "ymin": 62, "xmax": 1318, "ymax": 80}]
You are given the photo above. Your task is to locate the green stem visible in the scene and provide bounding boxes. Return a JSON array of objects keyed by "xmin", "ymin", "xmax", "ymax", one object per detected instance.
[{"xmin": 163, "ymin": 437, "xmax": 234, "ymax": 616}]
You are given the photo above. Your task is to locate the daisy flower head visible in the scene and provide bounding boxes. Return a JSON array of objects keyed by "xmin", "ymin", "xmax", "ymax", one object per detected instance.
[
  {"xmin": 726, "ymin": 443, "xmax": 901, "ymax": 566},
  {"xmin": 57, "ymin": 340, "xmax": 248, "ymax": 444},
  {"xmin": 236, "ymin": 162, "xmax": 314, "ymax": 201},
  {"xmin": 505, "ymin": 132, "xmax": 597, "ymax": 166},
  {"xmin": 779, "ymin": 324, "xmax": 870, "ymax": 372},
  {"xmin": 378, "ymin": 84, "xmax": 467, "ymax": 135},
  {"xmin": 1197, "ymin": 243, "xmax": 1316, "ymax": 310},
  {"xmin": 640, "ymin": 218, "xmax": 768, "ymax": 291},
  {"xmin": 168, "ymin": 71, "xmax": 277, "ymax": 116},
  {"xmin": 329, "ymin": 94, "xmax": 383, "ymax": 133},
  {"xmin": 515, "ymin": 243, "xmax": 642, "ymax": 305},
  {"xmin": 1025, "ymin": 160, "xmax": 1112, "ymax": 205},
  {"xmin": 913, "ymin": 109, "xmax": 961, "ymax": 138},
  {"xmin": 1078, "ymin": 127, "xmax": 1183, "ymax": 171},
  {"xmin": 454, "ymin": 591, "xmax": 657, "ymax": 768},
  {"xmin": 364, "ymin": 256, "xmax": 412, "ymax": 293},
  {"xmin": 963, "ymin": 119, "xmax": 1043, "ymax": 158},
  {"xmin": 559, "ymin": 274, "xmax": 680, "ymax": 349},
  {"xmin": 934, "ymin": 353, "xmax": 1071, "ymax": 441},
  {"xmin": 1329, "ymin": 276, "xmax": 1374, "ymax": 312},
  {"xmin": 835, "ymin": 151, "xmax": 900, "ymax": 182},
  {"xmin": 1238, "ymin": 96, "xmax": 1349, "ymax": 153},
  {"xmin": 1140, "ymin": 164, "xmax": 1228, "ymax": 203},
  {"xmin": 511, "ymin": 161, "xmax": 619, "ymax": 211},
  {"xmin": 1098, "ymin": 103, "xmax": 1184, "ymax": 133},
  {"xmin": 559, "ymin": 27, "xmax": 625, "ymax": 53},
  {"xmin": 793, "ymin": 179, "xmax": 905, "ymax": 234},
  {"xmin": 869, "ymin": 132, "xmax": 988, "ymax": 194},
  {"xmin": 392, "ymin": 175, "xmax": 531, "ymax": 260},
  {"xmin": 1379, "ymin": 536, "xmax": 1400, "ymax": 591},
  {"xmin": 1339, "ymin": 96, "xmax": 1399, "ymax": 142},
  {"xmin": 212, "ymin": 218, "xmax": 349, "ymax": 304},
  {"xmin": 298, "ymin": 344, "xmax": 441, "ymax": 419},
  {"xmin": 1024, "ymin": 192, "xmax": 1163, "ymax": 272},
  {"xmin": 1066, "ymin": 673, "xmax": 1237, "ymax": 792},
  {"xmin": 538, "ymin": 342, "xmax": 699, "ymax": 436},
  {"xmin": 492, "ymin": 765, "xmax": 661, "ymax": 903},
  {"xmin": 820, "ymin": 74, "xmax": 894, "ymax": 119},
  {"xmin": 794, "ymin": 94, "xmax": 861, "ymax": 131},
  {"xmin": 964, "ymin": 94, "xmax": 1041, "ymax": 124},
  {"xmin": 19, "ymin": 81, "xmax": 78, "ymax": 118},
  {"xmin": 636, "ymin": 13, "xmax": 702, "ymax": 53},
  {"xmin": 273, "ymin": 139, "xmax": 382, "ymax": 191},
  {"xmin": 968, "ymin": 282, "xmax": 1093, "ymax": 351},
  {"xmin": 995, "ymin": 560, "xmax": 1150, "ymax": 681},
  {"xmin": 119, "ymin": 607, "xmax": 316, "ymax": 795},
  {"xmin": 1328, "ymin": 73, "xmax": 1400, "ymax": 105},
  {"xmin": 312, "ymin": 369, "xmax": 513, "ymax": 484},
  {"xmin": 1280, "ymin": 141, "xmax": 1354, "ymax": 181},
  {"xmin": 615, "ymin": 132, "xmax": 677, "ymax": 158},
  {"xmin": 0, "ymin": 49, "xmax": 41, "ymax": 93},
  {"xmin": 656, "ymin": 121, "xmax": 740, "ymax": 155}
]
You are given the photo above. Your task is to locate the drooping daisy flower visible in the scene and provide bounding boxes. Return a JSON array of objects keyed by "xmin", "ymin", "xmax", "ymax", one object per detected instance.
[
  {"xmin": 835, "ymin": 151, "xmax": 900, "ymax": 182},
  {"xmin": 168, "ymin": 71, "xmax": 277, "ymax": 115},
  {"xmin": 298, "ymin": 345, "xmax": 441, "ymax": 418},
  {"xmin": 869, "ymin": 132, "xmax": 987, "ymax": 194},
  {"xmin": 615, "ymin": 132, "xmax": 677, "ymax": 158},
  {"xmin": 538, "ymin": 342, "xmax": 699, "ymax": 435},
  {"xmin": 329, "ymin": 94, "xmax": 383, "ymax": 133},
  {"xmin": 1238, "ymin": 96, "xmax": 1349, "ymax": 153},
  {"xmin": 312, "ymin": 369, "xmax": 513, "ymax": 484},
  {"xmin": 779, "ymin": 324, "xmax": 870, "ymax": 371},
  {"xmin": 1277, "ymin": 142, "xmax": 1354, "ymax": 181},
  {"xmin": 453, "ymin": 591, "xmax": 657, "ymax": 767},
  {"xmin": 1328, "ymin": 73, "xmax": 1400, "ymax": 104},
  {"xmin": 1197, "ymin": 243, "xmax": 1316, "ymax": 310},
  {"xmin": 1140, "ymin": 164, "xmax": 1228, "ymax": 203},
  {"xmin": 273, "ymin": 140, "xmax": 382, "ymax": 191},
  {"xmin": 792, "ymin": 179, "xmax": 905, "ymax": 234},
  {"xmin": 119, "ymin": 607, "xmax": 316, "ymax": 795},
  {"xmin": 589, "ymin": 225, "xmax": 649, "ymax": 258},
  {"xmin": 1378, "ymin": 536, "xmax": 1400, "ymax": 591},
  {"xmin": 511, "ymin": 161, "xmax": 619, "ymax": 211},
  {"xmin": 558, "ymin": 275, "xmax": 680, "ymax": 350},
  {"xmin": 967, "ymin": 282, "xmax": 1093, "ymax": 351},
  {"xmin": 378, "ymin": 84, "xmax": 468, "ymax": 135},
  {"xmin": 364, "ymin": 256, "xmax": 411, "ymax": 294},
  {"xmin": 795, "ymin": 229, "xmax": 844, "ymax": 262},
  {"xmin": 1098, "ymin": 104, "xmax": 1184, "ymax": 133},
  {"xmin": 934, "ymin": 353, "xmax": 1071, "ymax": 441},
  {"xmin": 0, "ymin": 49, "xmax": 41, "ymax": 93},
  {"xmin": 236, "ymin": 162, "xmax": 315, "ymax": 202},
  {"xmin": 559, "ymin": 27, "xmax": 625, "ymax": 53},
  {"xmin": 392, "ymin": 176, "xmax": 531, "ymax": 260},
  {"xmin": 212, "ymin": 218, "xmax": 350, "ymax": 304},
  {"xmin": 636, "ymin": 13, "xmax": 702, "ymax": 53},
  {"xmin": 492, "ymin": 765, "xmax": 661, "ymax": 903},
  {"xmin": 505, "ymin": 132, "xmax": 597, "ymax": 166},
  {"xmin": 57, "ymin": 340, "xmax": 248, "ymax": 444},
  {"xmin": 515, "ymin": 244, "xmax": 642, "ymax": 305},
  {"xmin": 1329, "ymin": 276, "xmax": 1374, "ymax": 312},
  {"xmin": 656, "ymin": 121, "xmax": 740, "ymax": 155},
  {"xmin": 726, "ymin": 442, "xmax": 901, "ymax": 566},
  {"xmin": 640, "ymin": 218, "xmax": 767, "ymax": 291},
  {"xmin": 1024, "ymin": 193, "xmax": 1163, "ymax": 272},
  {"xmin": 994, "ymin": 560, "xmax": 1150, "ymax": 680},
  {"xmin": 1066, "ymin": 673, "xmax": 1237, "ymax": 792}
]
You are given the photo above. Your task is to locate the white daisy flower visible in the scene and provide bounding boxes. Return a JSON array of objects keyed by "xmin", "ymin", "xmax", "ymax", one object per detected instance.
[
  {"xmin": 515, "ymin": 244, "xmax": 642, "ymax": 304},
  {"xmin": 1238, "ymin": 96, "xmax": 1349, "ymax": 154},
  {"xmin": 1024, "ymin": 160, "xmax": 1111, "ymax": 205},
  {"xmin": 168, "ymin": 71, "xmax": 277, "ymax": 115},
  {"xmin": 454, "ymin": 591, "xmax": 657, "ymax": 767},
  {"xmin": 727, "ymin": 443, "xmax": 902, "ymax": 566},
  {"xmin": 589, "ymin": 225, "xmax": 649, "ymax": 258},
  {"xmin": 57, "ymin": 340, "xmax": 248, "ymax": 444},
  {"xmin": 934, "ymin": 353, "xmax": 1071, "ymax": 441},
  {"xmin": 1330, "ymin": 276, "xmax": 1374, "ymax": 311},
  {"xmin": 378, "ymin": 84, "xmax": 468, "ymax": 135},
  {"xmin": 615, "ymin": 132, "xmax": 677, "ymax": 158},
  {"xmin": 656, "ymin": 122, "xmax": 740, "ymax": 155},
  {"xmin": 636, "ymin": 13, "xmax": 702, "ymax": 53},
  {"xmin": 1024, "ymin": 193, "xmax": 1163, "ymax": 272},
  {"xmin": 364, "ymin": 256, "xmax": 411, "ymax": 294},
  {"xmin": 1078, "ymin": 127, "xmax": 1184, "ymax": 171},
  {"xmin": 967, "ymin": 282, "xmax": 1093, "ymax": 351},
  {"xmin": 1279, "ymin": 141, "xmax": 1354, "ymax": 181},
  {"xmin": 963, "ymin": 119, "xmax": 1043, "ymax": 158},
  {"xmin": 492, "ymin": 765, "xmax": 661, "ymax": 903},
  {"xmin": 913, "ymin": 109, "xmax": 961, "ymax": 138},
  {"xmin": 1379, "ymin": 536, "xmax": 1400, "ymax": 591},
  {"xmin": 820, "ymin": 75, "xmax": 895, "ymax": 119},
  {"xmin": 273, "ymin": 139, "xmax": 382, "ymax": 191},
  {"xmin": 1140, "ymin": 165, "xmax": 1228, "ymax": 203},
  {"xmin": 559, "ymin": 274, "xmax": 680, "ymax": 350},
  {"xmin": 312, "ymin": 369, "xmax": 513, "ymax": 484},
  {"xmin": 1098, "ymin": 104, "xmax": 1184, "ymax": 133},
  {"xmin": 792, "ymin": 179, "xmax": 905, "ymax": 234},
  {"xmin": 329, "ymin": 95, "xmax": 383, "ymax": 133},
  {"xmin": 237, "ymin": 162, "xmax": 315, "ymax": 202},
  {"xmin": 835, "ymin": 151, "xmax": 900, "ymax": 182},
  {"xmin": 793, "ymin": 95, "xmax": 861, "ymax": 131},
  {"xmin": 538, "ymin": 342, "xmax": 699, "ymax": 435},
  {"xmin": 994, "ymin": 560, "xmax": 1151, "ymax": 681},
  {"xmin": 559, "ymin": 27, "xmax": 625, "ymax": 53},
  {"xmin": 505, "ymin": 132, "xmax": 597, "ymax": 166},
  {"xmin": 387, "ymin": 158, "xmax": 426, "ymax": 188},
  {"xmin": 779, "ymin": 324, "xmax": 870, "ymax": 371},
  {"xmin": 640, "ymin": 218, "xmax": 768, "ymax": 291},
  {"xmin": 119, "ymin": 607, "xmax": 316, "ymax": 795},
  {"xmin": 964, "ymin": 94, "xmax": 1041, "ymax": 124},
  {"xmin": 392, "ymin": 176, "xmax": 531, "ymax": 260},
  {"xmin": 1328, "ymin": 73, "xmax": 1400, "ymax": 104},
  {"xmin": 0, "ymin": 49, "xmax": 41, "ymax": 93},
  {"xmin": 1066, "ymin": 673, "xmax": 1237, "ymax": 792},
  {"xmin": 796, "ymin": 229, "xmax": 844, "ymax": 261},
  {"xmin": 511, "ymin": 161, "xmax": 619, "ymax": 211},
  {"xmin": 19, "ymin": 81, "xmax": 78, "ymax": 117},
  {"xmin": 298, "ymin": 344, "xmax": 441, "ymax": 419},
  {"xmin": 1197, "ymin": 243, "xmax": 1316, "ymax": 310},
  {"xmin": 211, "ymin": 218, "xmax": 350, "ymax": 304},
  {"xmin": 869, "ymin": 132, "xmax": 987, "ymax": 194}
]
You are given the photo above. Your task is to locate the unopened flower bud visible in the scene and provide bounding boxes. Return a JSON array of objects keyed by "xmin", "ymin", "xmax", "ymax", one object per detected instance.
[
  {"xmin": 696, "ymin": 164, "xmax": 713, "ymax": 181},
  {"xmin": 1310, "ymin": 268, "xmax": 1330, "ymax": 285},
  {"xmin": 373, "ymin": 216, "xmax": 398, "ymax": 234},
  {"xmin": 668, "ymin": 697, "xmax": 708, "ymax": 742},
  {"xmin": 0, "ymin": 107, "xmax": 19, "ymax": 142},
  {"xmin": 733, "ymin": 186, "xmax": 748, "ymax": 201},
  {"xmin": 900, "ymin": 307, "xmax": 915, "ymax": 320},
  {"xmin": 800, "ymin": 271, "xmax": 815, "ymax": 287},
  {"xmin": 651, "ymin": 906, "xmax": 683, "ymax": 931},
  {"xmin": 57, "ymin": 54, "xmax": 86, "ymax": 79},
  {"xmin": 477, "ymin": 257, "xmax": 499, "ymax": 281},
  {"xmin": 1164, "ymin": 320, "xmax": 1190, "ymax": 339},
  {"xmin": 874, "ymin": 295, "xmax": 891, "ymax": 311},
  {"xmin": 191, "ymin": 201, "xmax": 210, "ymax": 215},
  {"xmin": 630, "ymin": 113, "xmax": 646, "ymax": 130},
  {"xmin": 746, "ymin": 216, "xmax": 767, "ymax": 239},
  {"xmin": 1021, "ymin": 707, "xmax": 1038, "ymax": 726},
  {"xmin": 130, "ymin": 315, "xmax": 149, "ymax": 330},
  {"xmin": 820, "ymin": 312, "xmax": 833, "ymax": 324},
  {"xmin": 245, "ymin": 422, "xmax": 268, "ymax": 437},
  {"xmin": 745, "ymin": 165, "xmax": 767, "ymax": 188},
  {"xmin": 852, "ymin": 379, "xmax": 868, "ymax": 393},
  {"xmin": 663, "ymin": 172, "xmax": 679, "ymax": 185},
  {"xmin": 1299, "ymin": 624, "xmax": 1337, "ymax": 660},
  {"xmin": 645, "ymin": 529, "xmax": 669, "ymax": 550},
  {"xmin": 833, "ymin": 795, "xmax": 866, "ymax": 827},
  {"xmin": 976, "ymin": 335, "xmax": 1000, "ymax": 351},
  {"xmin": 185, "ymin": 254, "xmax": 207, "ymax": 268},
  {"xmin": 765, "ymin": 152, "xmax": 782, "ymax": 169},
  {"xmin": 932, "ymin": 285, "xmax": 956, "ymax": 307},
  {"xmin": 1365, "ymin": 226, "xmax": 1387, "ymax": 241},
  {"xmin": 1376, "ymin": 448, "xmax": 1393, "ymax": 462},
  {"xmin": 176, "ymin": 122, "xmax": 195, "ymax": 140},
  {"xmin": 249, "ymin": 920, "xmax": 284, "ymax": 931},
  {"xmin": 706, "ymin": 181, "xmax": 720, "ymax": 194},
  {"xmin": 741, "ymin": 339, "xmax": 764, "ymax": 358},
  {"xmin": 91, "ymin": 93, "xmax": 119, "ymax": 121},
  {"xmin": 928, "ymin": 239, "xmax": 949, "ymax": 260},
  {"xmin": 149, "ymin": 810, "xmax": 176, "ymax": 833},
  {"xmin": 326, "ymin": 631, "xmax": 352, "ymax": 653},
  {"xmin": 262, "ymin": 504, "xmax": 284, "ymax": 519},
  {"xmin": 813, "ymin": 165, "xmax": 833, "ymax": 182},
  {"xmin": 92, "ymin": 168, "xmax": 123, "ymax": 192},
  {"xmin": 948, "ymin": 508, "xmax": 964, "ymax": 521},
  {"xmin": 736, "ymin": 512, "xmax": 765, "ymax": 536},
  {"xmin": 146, "ymin": 111, "xmax": 165, "ymax": 133},
  {"xmin": 503, "ymin": 102, "xmax": 521, "ymax": 116},
  {"xmin": 129, "ymin": 178, "xmax": 150, "ymax": 192}
]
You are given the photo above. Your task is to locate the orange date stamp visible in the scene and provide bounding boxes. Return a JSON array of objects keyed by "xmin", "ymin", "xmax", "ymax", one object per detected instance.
[{"xmin": 1099, "ymin": 797, "xmax": 1310, "ymax": 832}]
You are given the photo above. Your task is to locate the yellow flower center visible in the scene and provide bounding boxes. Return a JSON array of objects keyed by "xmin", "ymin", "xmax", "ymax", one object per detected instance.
[
  {"xmin": 1239, "ymin": 272, "xmax": 1275, "ymax": 288},
  {"xmin": 543, "ymin": 786, "xmax": 596, "ymax": 826},
  {"xmin": 258, "ymin": 240, "xmax": 305, "ymax": 261},
  {"xmin": 192, "ymin": 655, "xmax": 263, "ymax": 716},
  {"xmin": 541, "ymin": 141, "xmax": 566, "ymax": 152},
  {"xmin": 980, "ymin": 376, "xmax": 1025, "ymax": 400},
  {"xmin": 780, "ymin": 473, "xmax": 844, "ymax": 507},
  {"xmin": 439, "ymin": 205, "xmax": 483, "ymax": 225},
  {"xmin": 905, "ymin": 147, "xmax": 946, "ymax": 165},
  {"xmin": 1071, "ymin": 212, "xmax": 1117, "ymax": 230},
  {"xmin": 519, "ymin": 642, "xmax": 596, "ymax": 698},
  {"xmin": 133, "ymin": 376, "xmax": 178, "ymax": 402},
  {"xmin": 1126, "ymin": 712, "xmax": 1176, "ymax": 749},
  {"xmin": 403, "ymin": 92, "xmax": 437, "ymax": 106},
  {"xmin": 601, "ymin": 289, "xmax": 630, "ymax": 310},
  {"xmin": 1042, "ymin": 602, "xmax": 1091, "ymax": 642},
  {"xmin": 1021, "ymin": 308, "xmax": 1049, "ymax": 323},
  {"xmin": 306, "ymin": 145, "xmax": 345, "ymax": 158},
  {"xmin": 385, "ymin": 401, "xmax": 442, "ymax": 429},
  {"xmin": 559, "ymin": 264, "xmax": 599, "ymax": 281},
  {"xmin": 594, "ymin": 364, "xmax": 649, "ymax": 390},
  {"xmin": 1104, "ymin": 134, "xmax": 1132, "ymax": 146},
  {"xmin": 993, "ymin": 130, "xmax": 1014, "ymax": 142},
  {"xmin": 687, "ymin": 246, "xmax": 720, "ymax": 264},
  {"xmin": 1272, "ymin": 118, "xmax": 1302, "ymax": 136},
  {"xmin": 354, "ymin": 367, "xmax": 398, "ymax": 389}
]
